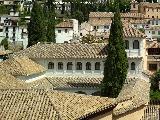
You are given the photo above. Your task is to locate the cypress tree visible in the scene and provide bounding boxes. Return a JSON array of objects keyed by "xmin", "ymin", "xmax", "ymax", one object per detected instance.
[
  {"xmin": 28, "ymin": 1, "xmax": 47, "ymax": 47},
  {"xmin": 44, "ymin": 0, "xmax": 56, "ymax": 42},
  {"xmin": 101, "ymin": 3, "xmax": 128, "ymax": 98}
]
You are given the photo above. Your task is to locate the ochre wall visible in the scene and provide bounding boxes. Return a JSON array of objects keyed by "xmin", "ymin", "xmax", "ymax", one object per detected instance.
[
  {"xmin": 91, "ymin": 111, "xmax": 112, "ymax": 120},
  {"xmin": 113, "ymin": 105, "xmax": 145, "ymax": 120}
]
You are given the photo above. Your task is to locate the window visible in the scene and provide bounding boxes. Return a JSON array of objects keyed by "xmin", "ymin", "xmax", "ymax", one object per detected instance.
[
  {"xmin": 58, "ymin": 30, "xmax": 61, "ymax": 33},
  {"xmin": 6, "ymin": 33, "xmax": 8, "ymax": 38},
  {"xmin": 95, "ymin": 62, "xmax": 100, "ymax": 70},
  {"xmin": 158, "ymin": 31, "xmax": 160, "ymax": 35},
  {"xmin": 156, "ymin": 20, "xmax": 158, "ymax": 25},
  {"xmin": 76, "ymin": 62, "xmax": 82, "ymax": 70},
  {"xmin": 65, "ymin": 29, "xmax": 67, "ymax": 33},
  {"xmin": 152, "ymin": 21, "xmax": 154, "ymax": 25},
  {"xmin": 80, "ymin": 33, "xmax": 82, "ymax": 36},
  {"xmin": 58, "ymin": 62, "xmax": 63, "ymax": 70},
  {"xmin": 104, "ymin": 25, "xmax": 109, "ymax": 29},
  {"xmin": 149, "ymin": 64, "xmax": 157, "ymax": 71},
  {"xmin": 13, "ymin": 33, "xmax": 15, "ymax": 37},
  {"xmin": 152, "ymin": 16, "xmax": 154, "ymax": 18},
  {"xmin": 0, "ymin": 29, "xmax": 2, "ymax": 32},
  {"xmin": 133, "ymin": 4, "xmax": 135, "ymax": 8},
  {"xmin": 5, "ymin": 27, "xmax": 8, "ymax": 32},
  {"xmin": 133, "ymin": 40, "xmax": 139, "ymax": 49},
  {"xmin": 48, "ymin": 62, "xmax": 54, "ymax": 69},
  {"xmin": 67, "ymin": 62, "xmax": 72, "ymax": 70},
  {"xmin": 125, "ymin": 40, "xmax": 129, "ymax": 49},
  {"xmin": 131, "ymin": 62, "xmax": 135, "ymax": 70},
  {"xmin": 134, "ymin": 25, "xmax": 137, "ymax": 28},
  {"xmin": 152, "ymin": 31, "xmax": 155, "ymax": 34},
  {"xmin": 86, "ymin": 62, "xmax": 91, "ymax": 70},
  {"xmin": 13, "ymin": 27, "xmax": 15, "ymax": 32}
]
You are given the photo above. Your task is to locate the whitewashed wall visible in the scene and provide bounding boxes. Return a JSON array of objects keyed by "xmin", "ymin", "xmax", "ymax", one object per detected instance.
[{"xmin": 55, "ymin": 28, "xmax": 73, "ymax": 43}]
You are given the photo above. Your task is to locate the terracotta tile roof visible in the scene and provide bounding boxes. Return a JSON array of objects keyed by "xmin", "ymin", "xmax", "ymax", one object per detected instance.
[
  {"xmin": 28, "ymin": 76, "xmax": 103, "ymax": 89},
  {"xmin": 0, "ymin": 50, "xmax": 6, "ymax": 56},
  {"xmin": 0, "ymin": 89, "xmax": 115, "ymax": 120},
  {"xmin": 95, "ymin": 26, "xmax": 146, "ymax": 38},
  {"xmin": 56, "ymin": 20, "xmax": 73, "ymax": 28},
  {"xmin": 0, "ymin": 89, "xmax": 60, "ymax": 120},
  {"xmin": 0, "ymin": 56, "xmax": 46, "ymax": 76},
  {"xmin": 123, "ymin": 25, "xmax": 146, "ymax": 38},
  {"xmin": 147, "ymin": 41, "xmax": 160, "ymax": 48},
  {"xmin": 0, "ymin": 71, "xmax": 27, "ymax": 89},
  {"xmin": 89, "ymin": 12, "xmax": 144, "ymax": 18},
  {"xmin": 89, "ymin": 12, "xmax": 113, "ymax": 18},
  {"xmin": 140, "ymin": 2, "xmax": 160, "ymax": 8},
  {"xmin": 47, "ymin": 91, "xmax": 115, "ymax": 120},
  {"xmin": 88, "ymin": 19, "xmax": 112, "ymax": 26},
  {"xmin": 113, "ymin": 78, "xmax": 150, "ymax": 115},
  {"xmin": 12, "ymin": 43, "xmax": 108, "ymax": 59}
]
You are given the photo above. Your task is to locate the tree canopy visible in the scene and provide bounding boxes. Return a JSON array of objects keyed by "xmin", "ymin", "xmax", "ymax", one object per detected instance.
[
  {"xmin": 28, "ymin": 1, "xmax": 47, "ymax": 47},
  {"xmin": 101, "ymin": 2, "xmax": 128, "ymax": 98}
]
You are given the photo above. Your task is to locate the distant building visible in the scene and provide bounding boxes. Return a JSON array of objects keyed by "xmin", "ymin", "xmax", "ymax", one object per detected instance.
[
  {"xmin": 55, "ymin": 19, "xmax": 79, "ymax": 43},
  {"xmin": 0, "ymin": 9, "xmax": 28, "ymax": 49}
]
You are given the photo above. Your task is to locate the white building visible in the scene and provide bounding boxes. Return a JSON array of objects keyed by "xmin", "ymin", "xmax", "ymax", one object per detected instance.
[
  {"xmin": 13, "ymin": 37, "xmax": 148, "ymax": 80},
  {"xmin": 55, "ymin": 19, "xmax": 79, "ymax": 43},
  {"xmin": 0, "ymin": 9, "xmax": 28, "ymax": 49}
]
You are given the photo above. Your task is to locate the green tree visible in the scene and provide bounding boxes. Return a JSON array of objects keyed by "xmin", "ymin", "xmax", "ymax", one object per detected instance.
[
  {"xmin": 44, "ymin": 0, "xmax": 56, "ymax": 42},
  {"xmin": 27, "ymin": 1, "xmax": 47, "ymax": 47},
  {"xmin": 150, "ymin": 69, "xmax": 160, "ymax": 100},
  {"xmin": 0, "ymin": 38, "xmax": 8, "ymax": 50},
  {"xmin": 101, "ymin": 3, "xmax": 128, "ymax": 98}
]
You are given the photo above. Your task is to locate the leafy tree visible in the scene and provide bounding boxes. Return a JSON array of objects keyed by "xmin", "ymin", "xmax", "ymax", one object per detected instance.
[
  {"xmin": 0, "ymin": 38, "xmax": 8, "ymax": 50},
  {"xmin": 44, "ymin": 0, "xmax": 56, "ymax": 42},
  {"xmin": 150, "ymin": 70, "xmax": 160, "ymax": 91},
  {"xmin": 27, "ymin": 1, "xmax": 47, "ymax": 47},
  {"xmin": 101, "ymin": 3, "xmax": 128, "ymax": 98},
  {"xmin": 81, "ymin": 34, "xmax": 103, "ymax": 44}
]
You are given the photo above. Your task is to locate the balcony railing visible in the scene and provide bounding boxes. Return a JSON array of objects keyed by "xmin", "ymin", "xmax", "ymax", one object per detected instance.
[
  {"xmin": 126, "ymin": 49, "xmax": 141, "ymax": 57},
  {"xmin": 147, "ymin": 55, "xmax": 160, "ymax": 61}
]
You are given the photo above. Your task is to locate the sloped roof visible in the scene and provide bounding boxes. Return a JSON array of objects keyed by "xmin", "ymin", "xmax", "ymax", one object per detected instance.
[
  {"xmin": 88, "ymin": 19, "xmax": 112, "ymax": 26},
  {"xmin": 0, "ymin": 71, "xmax": 27, "ymax": 89},
  {"xmin": 56, "ymin": 20, "xmax": 73, "ymax": 28},
  {"xmin": 113, "ymin": 78, "xmax": 150, "ymax": 115},
  {"xmin": 0, "ymin": 89, "xmax": 60, "ymax": 120},
  {"xmin": 0, "ymin": 56, "xmax": 46, "ymax": 76},
  {"xmin": 147, "ymin": 41, "xmax": 160, "ymax": 48},
  {"xmin": 89, "ymin": 12, "xmax": 144, "ymax": 18},
  {"xmin": 47, "ymin": 91, "xmax": 115, "ymax": 120},
  {"xmin": 0, "ymin": 89, "xmax": 115, "ymax": 120},
  {"xmin": 140, "ymin": 2, "xmax": 160, "ymax": 8},
  {"xmin": 12, "ymin": 43, "xmax": 108, "ymax": 59},
  {"xmin": 27, "ymin": 76, "xmax": 103, "ymax": 89}
]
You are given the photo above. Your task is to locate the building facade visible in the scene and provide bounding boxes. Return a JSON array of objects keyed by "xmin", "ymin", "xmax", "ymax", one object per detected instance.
[{"xmin": 55, "ymin": 19, "xmax": 79, "ymax": 43}]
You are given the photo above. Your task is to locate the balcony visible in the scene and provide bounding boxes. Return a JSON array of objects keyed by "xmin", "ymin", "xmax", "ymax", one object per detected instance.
[
  {"xmin": 148, "ymin": 55, "xmax": 160, "ymax": 61},
  {"xmin": 126, "ymin": 49, "xmax": 141, "ymax": 58}
]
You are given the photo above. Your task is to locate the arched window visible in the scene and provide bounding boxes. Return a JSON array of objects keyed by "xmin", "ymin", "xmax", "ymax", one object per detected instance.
[
  {"xmin": 131, "ymin": 62, "xmax": 135, "ymax": 70},
  {"xmin": 125, "ymin": 40, "xmax": 129, "ymax": 49},
  {"xmin": 86, "ymin": 62, "xmax": 91, "ymax": 70},
  {"xmin": 58, "ymin": 62, "xmax": 63, "ymax": 70},
  {"xmin": 48, "ymin": 62, "xmax": 54, "ymax": 69},
  {"xmin": 67, "ymin": 62, "xmax": 72, "ymax": 70},
  {"xmin": 76, "ymin": 62, "xmax": 82, "ymax": 70},
  {"xmin": 133, "ymin": 40, "xmax": 139, "ymax": 49},
  {"xmin": 95, "ymin": 62, "xmax": 100, "ymax": 70}
]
